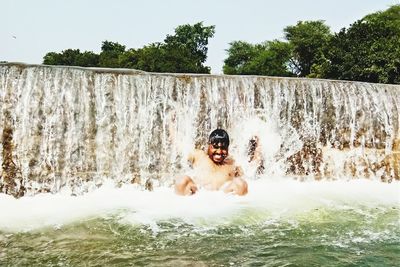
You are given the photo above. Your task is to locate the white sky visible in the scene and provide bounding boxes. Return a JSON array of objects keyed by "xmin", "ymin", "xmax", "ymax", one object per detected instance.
[{"xmin": 1, "ymin": 0, "xmax": 398, "ymax": 73}]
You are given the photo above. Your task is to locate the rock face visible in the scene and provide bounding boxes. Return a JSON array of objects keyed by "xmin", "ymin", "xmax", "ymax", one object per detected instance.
[{"xmin": 0, "ymin": 63, "xmax": 399, "ymax": 196}]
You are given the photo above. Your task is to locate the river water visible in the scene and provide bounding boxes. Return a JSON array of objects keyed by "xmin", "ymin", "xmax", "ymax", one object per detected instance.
[
  {"xmin": 0, "ymin": 64, "xmax": 399, "ymax": 266},
  {"xmin": 1, "ymin": 179, "xmax": 399, "ymax": 266}
]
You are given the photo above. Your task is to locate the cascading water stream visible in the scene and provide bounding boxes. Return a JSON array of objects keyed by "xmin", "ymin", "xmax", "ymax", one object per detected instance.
[
  {"xmin": 1, "ymin": 63, "xmax": 399, "ymax": 266},
  {"xmin": 0, "ymin": 63, "xmax": 399, "ymax": 197}
]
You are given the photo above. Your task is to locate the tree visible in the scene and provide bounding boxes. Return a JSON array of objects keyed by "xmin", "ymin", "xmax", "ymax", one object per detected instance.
[
  {"xmin": 99, "ymin": 41, "xmax": 126, "ymax": 68},
  {"xmin": 43, "ymin": 52, "xmax": 64, "ymax": 65},
  {"xmin": 77, "ymin": 51, "xmax": 100, "ymax": 67},
  {"xmin": 43, "ymin": 49, "xmax": 81, "ymax": 66},
  {"xmin": 43, "ymin": 49, "xmax": 99, "ymax": 67},
  {"xmin": 223, "ymin": 21, "xmax": 331, "ymax": 77},
  {"xmin": 162, "ymin": 22, "xmax": 215, "ymax": 73},
  {"xmin": 134, "ymin": 43, "xmax": 165, "ymax": 72},
  {"xmin": 42, "ymin": 22, "xmax": 215, "ymax": 73},
  {"xmin": 223, "ymin": 40, "xmax": 293, "ymax": 76},
  {"xmin": 127, "ymin": 22, "xmax": 215, "ymax": 73},
  {"xmin": 119, "ymin": 48, "xmax": 138, "ymax": 69},
  {"xmin": 283, "ymin": 20, "xmax": 332, "ymax": 77},
  {"xmin": 223, "ymin": 41, "xmax": 261, "ymax": 75},
  {"xmin": 251, "ymin": 40, "xmax": 293, "ymax": 76},
  {"xmin": 321, "ymin": 5, "xmax": 400, "ymax": 84}
]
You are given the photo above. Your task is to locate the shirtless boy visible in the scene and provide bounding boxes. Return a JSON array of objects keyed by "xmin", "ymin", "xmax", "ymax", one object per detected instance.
[{"xmin": 174, "ymin": 129, "xmax": 248, "ymax": 196}]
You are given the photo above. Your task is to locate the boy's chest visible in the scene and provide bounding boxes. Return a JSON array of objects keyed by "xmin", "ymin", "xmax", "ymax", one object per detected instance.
[{"xmin": 192, "ymin": 157, "xmax": 235, "ymax": 189}]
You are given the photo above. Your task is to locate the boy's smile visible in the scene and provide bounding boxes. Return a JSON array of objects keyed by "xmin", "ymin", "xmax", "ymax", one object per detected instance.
[{"xmin": 207, "ymin": 142, "xmax": 228, "ymax": 164}]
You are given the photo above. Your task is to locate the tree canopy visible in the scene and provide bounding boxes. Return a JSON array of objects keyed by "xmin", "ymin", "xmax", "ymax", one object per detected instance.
[
  {"xmin": 223, "ymin": 40, "xmax": 293, "ymax": 77},
  {"xmin": 283, "ymin": 20, "xmax": 331, "ymax": 77},
  {"xmin": 41, "ymin": 5, "xmax": 400, "ymax": 84},
  {"xmin": 43, "ymin": 49, "xmax": 99, "ymax": 67},
  {"xmin": 223, "ymin": 5, "xmax": 400, "ymax": 84},
  {"xmin": 318, "ymin": 5, "xmax": 400, "ymax": 84},
  {"xmin": 99, "ymin": 41, "xmax": 126, "ymax": 68},
  {"xmin": 223, "ymin": 20, "xmax": 333, "ymax": 78},
  {"xmin": 43, "ymin": 22, "xmax": 215, "ymax": 74}
]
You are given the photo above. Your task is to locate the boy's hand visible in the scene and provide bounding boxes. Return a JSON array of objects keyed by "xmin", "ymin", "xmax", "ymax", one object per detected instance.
[{"xmin": 187, "ymin": 183, "xmax": 198, "ymax": 195}]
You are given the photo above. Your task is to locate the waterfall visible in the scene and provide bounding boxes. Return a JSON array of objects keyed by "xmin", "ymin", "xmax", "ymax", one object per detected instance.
[{"xmin": 0, "ymin": 63, "xmax": 399, "ymax": 196}]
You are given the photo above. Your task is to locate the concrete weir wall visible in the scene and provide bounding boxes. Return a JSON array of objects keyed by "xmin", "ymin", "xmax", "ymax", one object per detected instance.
[{"xmin": 0, "ymin": 63, "xmax": 399, "ymax": 197}]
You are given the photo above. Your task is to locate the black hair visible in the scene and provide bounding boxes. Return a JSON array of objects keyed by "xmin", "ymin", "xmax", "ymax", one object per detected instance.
[{"xmin": 209, "ymin": 129, "xmax": 230, "ymax": 148}]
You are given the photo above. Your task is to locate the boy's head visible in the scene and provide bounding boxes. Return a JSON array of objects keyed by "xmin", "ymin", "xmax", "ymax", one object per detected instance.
[
  {"xmin": 207, "ymin": 129, "xmax": 229, "ymax": 164},
  {"xmin": 209, "ymin": 129, "xmax": 230, "ymax": 147}
]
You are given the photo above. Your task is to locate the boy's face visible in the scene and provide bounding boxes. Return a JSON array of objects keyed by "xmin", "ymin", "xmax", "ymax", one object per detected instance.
[{"xmin": 207, "ymin": 142, "xmax": 228, "ymax": 164}]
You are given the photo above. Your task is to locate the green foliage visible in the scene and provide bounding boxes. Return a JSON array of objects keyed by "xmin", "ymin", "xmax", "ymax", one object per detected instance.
[
  {"xmin": 118, "ymin": 48, "xmax": 138, "ymax": 69},
  {"xmin": 283, "ymin": 20, "xmax": 332, "ymax": 77},
  {"xmin": 223, "ymin": 41, "xmax": 261, "ymax": 75},
  {"xmin": 41, "ymin": 6, "xmax": 400, "ymax": 83},
  {"xmin": 223, "ymin": 40, "xmax": 293, "ymax": 76},
  {"xmin": 164, "ymin": 22, "xmax": 215, "ymax": 68},
  {"xmin": 132, "ymin": 22, "xmax": 215, "ymax": 73},
  {"xmin": 79, "ymin": 51, "xmax": 100, "ymax": 67},
  {"xmin": 43, "ymin": 52, "xmax": 63, "ymax": 65},
  {"xmin": 43, "ymin": 49, "xmax": 99, "ymax": 67},
  {"xmin": 134, "ymin": 43, "xmax": 165, "ymax": 72},
  {"xmin": 320, "ymin": 5, "xmax": 400, "ymax": 84},
  {"xmin": 99, "ymin": 41, "xmax": 126, "ymax": 68},
  {"xmin": 223, "ymin": 21, "xmax": 331, "ymax": 77},
  {"xmin": 259, "ymin": 40, "xmax": 294, "ymax": 76},
  {"xmin": 42, "ymin": 22, "xmax": 215, "ymax": 74},
  {"xmin": 223, "ymin": 5, "xmax": 399, "ymax": 84}
]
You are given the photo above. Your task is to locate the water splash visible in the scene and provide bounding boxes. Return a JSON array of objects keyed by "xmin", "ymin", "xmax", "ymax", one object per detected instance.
[
  {"xmin": 0, "ymin": 179, "xmax": 398, "ymax": 232},
  {"xmin": 0, "ymin": 63, "xmax": 399, "ymax": 196}
]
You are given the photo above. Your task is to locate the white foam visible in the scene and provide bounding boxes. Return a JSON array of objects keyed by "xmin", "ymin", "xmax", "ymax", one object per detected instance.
[{"xmin": 0, "ymin": 179, "xmax": 399, "ymax": 232}]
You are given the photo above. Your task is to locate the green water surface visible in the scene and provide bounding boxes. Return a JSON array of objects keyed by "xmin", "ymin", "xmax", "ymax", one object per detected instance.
[{"xmin": 1, "ymin": 206, "xmax": 399, "ymax": 267}]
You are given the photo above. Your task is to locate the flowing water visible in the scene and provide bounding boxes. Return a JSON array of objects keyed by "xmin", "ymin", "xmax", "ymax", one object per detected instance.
[
  {"xmin": 0, "ymin": 180, "xmax": 399, "ymax": 266},
  {"xmin": 0, "ymin": 63, "xmax": 399, "ymax": 266}
]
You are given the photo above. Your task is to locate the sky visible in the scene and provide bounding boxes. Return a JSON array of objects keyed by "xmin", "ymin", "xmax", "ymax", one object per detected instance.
[{"xmin": 1, "ymin": 0, "xmax": 398, "ymax": 74}]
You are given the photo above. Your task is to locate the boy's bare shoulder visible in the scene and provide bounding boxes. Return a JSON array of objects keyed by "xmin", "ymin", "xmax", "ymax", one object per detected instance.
[{"xmin": 224, "ymin": 156, "xmax": 236, "ymax": 165}]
